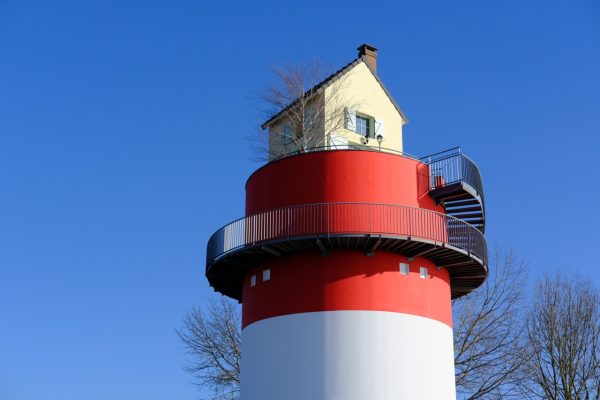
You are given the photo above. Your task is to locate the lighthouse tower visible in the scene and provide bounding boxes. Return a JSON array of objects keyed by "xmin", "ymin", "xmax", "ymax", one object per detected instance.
[{"xmin": 206, "ymin": 45, "xmax": 487, "ymax": 400}]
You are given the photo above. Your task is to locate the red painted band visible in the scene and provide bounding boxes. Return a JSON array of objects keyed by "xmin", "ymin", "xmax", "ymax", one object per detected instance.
[
  {"xmin": 242, "ymin": 203, "xmax": 449, "ymax": 247},
  {"xmin": 246, "ymin": 150, "xmax": 442, "ymax": 216},
  {"xmin": 242, "ymin": 250, "xmax": 452, "ymax": 329}
]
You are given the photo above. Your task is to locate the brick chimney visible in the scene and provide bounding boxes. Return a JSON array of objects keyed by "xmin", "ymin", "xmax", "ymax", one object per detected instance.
[{"xmin": 358, "ymin": 44, "xmax": 378, "ymax": 73}]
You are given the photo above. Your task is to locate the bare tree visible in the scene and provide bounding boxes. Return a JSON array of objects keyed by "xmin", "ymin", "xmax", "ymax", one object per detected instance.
[
  {"xmin": 254, "ymin": 60, "xmax": 357, "ymax": 160},
  {"xmin": 177, "ymin": 297, "xmax": 241, "ymax": 400},
  {"xmin": 453, "ymin": 247, "xmax": 529, "ymax": 399},
  {"xmin": 521, "ymin": 273, "xmax": 600, "ymax": 400},
  {"xmin": 180, "ymin": 250, "xmax": 534, "ymax": 399}
]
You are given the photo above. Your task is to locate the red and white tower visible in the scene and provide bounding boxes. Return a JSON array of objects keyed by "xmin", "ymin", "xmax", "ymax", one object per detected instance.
[{"xmin": 206, "ymin": 45, "xmax": 487, "ymax": 400}]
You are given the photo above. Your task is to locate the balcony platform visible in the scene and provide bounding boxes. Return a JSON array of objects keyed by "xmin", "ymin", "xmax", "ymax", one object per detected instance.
[{"xmin": 206, "ymin": 202, "xmax": 487, "ymax": 301}]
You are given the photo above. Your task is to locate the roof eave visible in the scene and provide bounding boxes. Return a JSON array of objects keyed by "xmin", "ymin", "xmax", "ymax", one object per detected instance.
[
  {"xmin": 359, "ymin": 55, "xmax": 409, "ymax": 125},
  {"xmin": 260, "ymin": 56, "xmax": 409, "ymax": 129}
]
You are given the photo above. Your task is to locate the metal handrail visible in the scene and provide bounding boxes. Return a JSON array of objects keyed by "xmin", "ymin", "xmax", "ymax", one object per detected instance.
[
  {"xmin": 267, "ymin": 147, "xmax": 483, "ymax": 204},
  {"xmin": 267, "ymin": 147, "xmax": 484, "ymax": 203},
  {"xmin": 420, "ymin": 146, "xmax": 462, "ymax": 162},
  {"xmin": 428, "ymin": 153, "xmax": 485, "ymax": 205},
  {"xmin": 268, "ymin": 144, "xmax": 422, "ymax": 164},
  {"xmin": 206, "ymin": 202, "xmax": 487, "ymax": 270}
]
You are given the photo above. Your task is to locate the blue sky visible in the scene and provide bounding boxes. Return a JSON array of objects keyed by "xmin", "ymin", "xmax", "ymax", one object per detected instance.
[{"xmin": 1, "ymin": 1, "xmax": 599, "ymax": 399}]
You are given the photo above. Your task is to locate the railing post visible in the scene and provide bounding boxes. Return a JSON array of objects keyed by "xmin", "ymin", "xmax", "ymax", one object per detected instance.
[
  {"xmin": 408, "ymin": 207, "xmax": 412, "ymax": 237},
  {"xmin": 468, "ymin": 223, "xmax": 472, "ymax": 255},
  {"xmin": 287, "ymin": 208, "xmax": 291, "ymax": 241},
  {"xmin": 326, "ymin": 203, "xmax": 330, "ymax": 235}
]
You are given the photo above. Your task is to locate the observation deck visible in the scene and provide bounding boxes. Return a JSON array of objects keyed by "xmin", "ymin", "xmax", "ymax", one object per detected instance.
[{"xmin": 206, "ymin": 147, "xmax": 487, "ymax": 301}]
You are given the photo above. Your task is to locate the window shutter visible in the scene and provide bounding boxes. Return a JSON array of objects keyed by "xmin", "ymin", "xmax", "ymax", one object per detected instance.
[
  {"xmin": 344, "ymin": 107, "xmax": 356, "ymax": 130},
  {"xmin": 374, "ymin": 118, "xmax": 385, "ymax": 138}
]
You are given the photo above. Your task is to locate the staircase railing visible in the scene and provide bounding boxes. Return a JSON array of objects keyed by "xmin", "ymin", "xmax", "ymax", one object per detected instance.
[{"xmin": 426, "ymin": 153, "xmax": 485, "ymax": 205}]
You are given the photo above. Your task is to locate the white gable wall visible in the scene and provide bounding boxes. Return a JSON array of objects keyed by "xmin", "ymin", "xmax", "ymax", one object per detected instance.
[
  {"xmin": 267, "ymin": 94, "xmax": 326, "ymax": 160},
  {"xmin": 324, "ymin": 62, "xmax": 405, "ymax": 153}
]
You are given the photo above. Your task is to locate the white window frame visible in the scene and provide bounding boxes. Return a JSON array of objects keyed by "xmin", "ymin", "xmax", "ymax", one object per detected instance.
[{"xmin": 355, "ymin": 114, "xmax": 371, "ymax": 137}]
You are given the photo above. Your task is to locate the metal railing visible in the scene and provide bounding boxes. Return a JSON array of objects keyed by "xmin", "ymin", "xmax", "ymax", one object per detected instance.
[
  {"xmin": 206, "ymin": 202, "xmax": 487, "ymax": 269},
  {"xmin": 268, "ymin": 144, "xmax": 421, "ymax": 164},
  {"xmin": 426, "ymin": 153, "xmax": 485, "ymax": 203},
  {"xmin": 268, "ymin": 146, "xmax": 483, "ymax": 204}
]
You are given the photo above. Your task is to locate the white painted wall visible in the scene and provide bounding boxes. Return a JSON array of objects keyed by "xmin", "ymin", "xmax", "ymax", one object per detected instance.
[
  {"xmin": 324, "ymin": 62, "xmax": 405, "ymax": 152},
  {"xmin": 241, "ymin": 310, "xmax": 456, "ymax": 400}
]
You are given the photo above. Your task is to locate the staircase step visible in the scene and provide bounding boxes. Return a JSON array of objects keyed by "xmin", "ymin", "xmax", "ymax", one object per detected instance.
[
  {"xmin": 430, "ymin": 179, "xmax": 486, "ymax": 232},
  {"xmin": 440, "ymin": 193, "xmax": 471, "ymax": 202},
  {"xmin": 450, "ymin": 212, "xmax": 483, "ymax": 219},
  {"xmin": 445, "ymin": 205, "xmax": 482, "ymax": 213},
  {"xmin": 445, "ymin": 198, "xmax": 479, "ymax": 206}
]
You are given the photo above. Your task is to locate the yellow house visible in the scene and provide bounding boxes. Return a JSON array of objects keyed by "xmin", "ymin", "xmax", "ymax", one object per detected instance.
[{"xmin": 261, "ymin": 44, "xmax": 408, "ymax": 160}]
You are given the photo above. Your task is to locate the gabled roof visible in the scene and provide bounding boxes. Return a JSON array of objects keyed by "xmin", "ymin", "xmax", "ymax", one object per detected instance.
[{"xmin": 260, "ymin": 55, "xmax": 409, "ymax": 129}]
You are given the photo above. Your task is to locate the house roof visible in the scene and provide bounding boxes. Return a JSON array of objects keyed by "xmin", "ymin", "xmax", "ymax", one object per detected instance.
[{"xmin": 260, "ymin": 55, "xmax": 409, "ymax": 129}]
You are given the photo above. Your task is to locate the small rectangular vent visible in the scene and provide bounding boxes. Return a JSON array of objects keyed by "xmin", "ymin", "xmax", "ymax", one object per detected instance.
[
  {"xmin": 263, "ymin": 269, "xmax": 271, "ymax": 282},
  {"xmin": 400, "ymin": 263, "xmax": 409, "ymax": 275}
]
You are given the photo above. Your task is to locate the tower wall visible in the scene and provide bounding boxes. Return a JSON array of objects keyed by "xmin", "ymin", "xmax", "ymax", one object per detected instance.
[
  {"xmin": 240, "ymin": 251, "xmax": 455, "ymax": 399},
  {"xmin": 241, "ymin": 310, "xmax": 455, "ymax": 400},
  {"xmin": 242, "ymin": 251, "xmax": 451, "ymax": 328},
  {"xmin": 240, "ymin": 149, "xmax": 457, "ymax": 398},
  {"xmin": 246, "ymin": 150, "xmax": 443, "ymax": 215},
  {"xmin": 207, "ymin": 149, "xmax": 486, "ymax": 400}
]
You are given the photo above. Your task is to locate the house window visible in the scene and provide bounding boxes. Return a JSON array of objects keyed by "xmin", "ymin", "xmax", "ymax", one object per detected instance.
[
  {"xmin": 400, "ymin": 263, "xmax": 410, "ymax": 275},
  {"xmin": 283, "ymin": 125, "xmax": 292, "ymax": 144},
  {"xmin": 304, "ymin": 109, "xmax": 315, "ymax": 131},
  {"xmin": 262, "ymin": 268, "xmax": 271, "ymax": 282},
  {"xmin": 356, "ymin": 115, "xmax": 370, "ymax": 137},
  {"xmin": 250, "ymin": 274, "xmax": 257, "ymax": 287},
  {"xmin": 420, "ymin": 267, "xmax": 429, "ymax": 279}
]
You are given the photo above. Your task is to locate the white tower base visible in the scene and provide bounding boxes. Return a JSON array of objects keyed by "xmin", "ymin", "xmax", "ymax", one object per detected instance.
[{"xmin": 241, "ymin": 310, "xmax": 456, "ymax": 400}]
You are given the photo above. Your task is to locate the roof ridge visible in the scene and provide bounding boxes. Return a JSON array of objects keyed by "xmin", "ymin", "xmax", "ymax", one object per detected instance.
[{"xmin": 261, "ymin": 55, "xmax": 407, "ymax": 129}]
